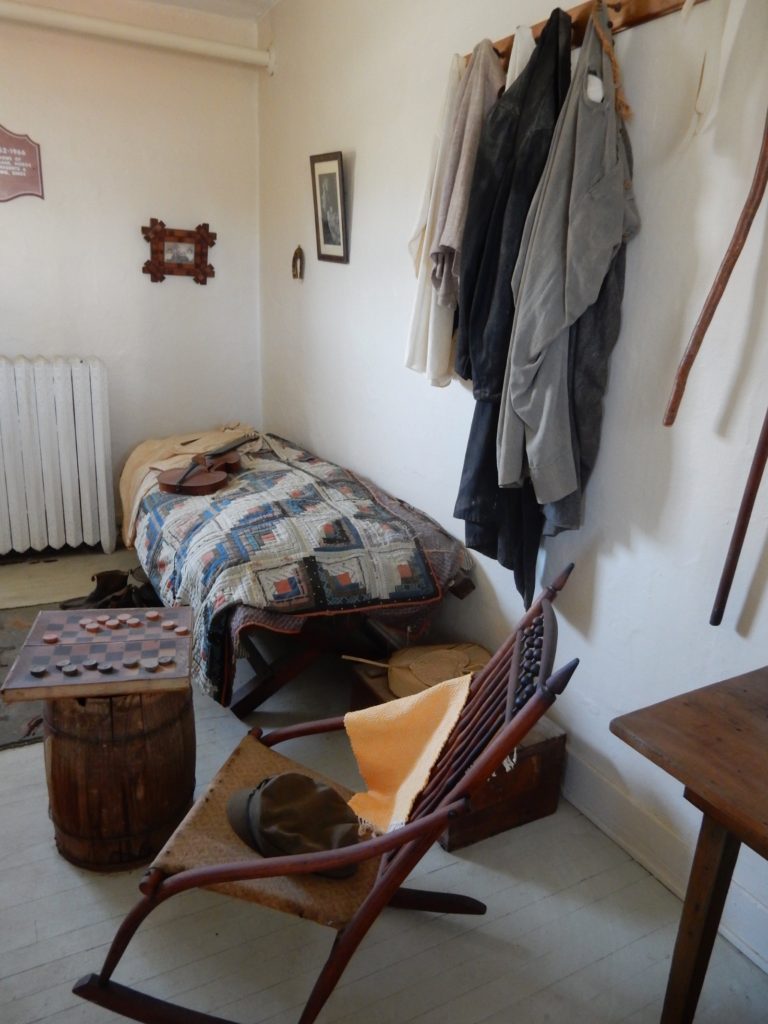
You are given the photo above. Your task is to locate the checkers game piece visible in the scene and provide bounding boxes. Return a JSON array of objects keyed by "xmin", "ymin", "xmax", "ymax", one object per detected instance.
[
  {"xmin": 162, "ymin": 621, "xmax": 175, "ymax": 631},
  {"xmin": 106, "ymin": 618, "xmax": 121, "ymax": 629},
  {"xmin": 86, "ymin": 623, "xmax": 101, "ymax": 633},
  {"xmin": 145, "ymin": 610, "xmax": 161, "ymax": 621},
  {"xmin": 43, "ymin": 633, "xmax": 59, "ymax": 645}
]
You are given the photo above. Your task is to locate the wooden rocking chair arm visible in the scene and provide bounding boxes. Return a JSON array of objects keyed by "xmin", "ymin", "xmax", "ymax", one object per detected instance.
[
  {"xmin": 255, "ymin": 715, "xmax": 347, "ymax": 747},
  {"xmin": 157, "ymin": 799, "xmax": 467, "ymax": 898}
]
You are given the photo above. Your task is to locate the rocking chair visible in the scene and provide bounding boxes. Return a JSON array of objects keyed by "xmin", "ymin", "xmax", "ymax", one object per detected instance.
[{"xmin": 74, "ymin": 564, "xmax": 577, "ymax": 1024}]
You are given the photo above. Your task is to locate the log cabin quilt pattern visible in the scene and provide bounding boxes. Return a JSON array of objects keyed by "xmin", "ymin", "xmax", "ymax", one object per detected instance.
[{"xmin": 133, "ymin": 434, "xmax": 471, "ymax": 697}]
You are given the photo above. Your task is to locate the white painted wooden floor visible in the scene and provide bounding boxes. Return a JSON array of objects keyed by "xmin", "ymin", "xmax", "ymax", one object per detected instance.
[{"xmin": 2, "ymin": 660, "xmax": 768, "ymax": 1024}]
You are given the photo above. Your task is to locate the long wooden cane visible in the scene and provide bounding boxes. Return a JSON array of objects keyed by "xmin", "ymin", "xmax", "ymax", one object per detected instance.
[
  {"xmin": 664, "ymin": 109, "xmax": 768, "ymax": 426},
  {"xmin": 710, "ymin": 405, "xmax": 768, "ymax": 625}
]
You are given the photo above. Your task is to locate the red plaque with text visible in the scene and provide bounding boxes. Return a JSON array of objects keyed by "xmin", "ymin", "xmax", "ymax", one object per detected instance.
[{"xmin": 0, "ymin": 125, "xmax": 43, "ymax": 202}]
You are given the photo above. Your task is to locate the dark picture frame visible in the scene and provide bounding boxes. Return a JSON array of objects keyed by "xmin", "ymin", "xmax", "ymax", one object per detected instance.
[
  {"xmin": 310, "ymin": 152, "xmax": 348, "ymax": 263},
  {"xmin": 141, "ymin": 218, "xmax": 217, "ymax": 284}
]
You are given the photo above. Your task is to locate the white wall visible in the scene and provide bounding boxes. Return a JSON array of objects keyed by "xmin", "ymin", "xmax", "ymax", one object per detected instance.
[
  {"xmin": 0, "ymin": 0, "xmax": 261, "ymax": 480},
  {"xmin": 256, "ymin": 0, "xmax": 768, "ymax": 971}
]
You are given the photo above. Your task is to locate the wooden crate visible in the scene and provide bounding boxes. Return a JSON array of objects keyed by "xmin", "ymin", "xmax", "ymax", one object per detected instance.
[
  {"xmin": 439, "ymin": 720, "xmax": 566, "ymax": 851},
  {"xmin": 347, "ymin": 662, "xmax": 567, "ymax": 850}
]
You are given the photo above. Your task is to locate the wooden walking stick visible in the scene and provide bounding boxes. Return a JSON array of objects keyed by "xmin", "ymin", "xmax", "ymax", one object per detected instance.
[
  {"xmin": 710, "ymin": 404, "xmax": 768, "ymax": 625},
  {"xmin": 663, "ymin": 108, "xmax": 768, "ymax": 426}
]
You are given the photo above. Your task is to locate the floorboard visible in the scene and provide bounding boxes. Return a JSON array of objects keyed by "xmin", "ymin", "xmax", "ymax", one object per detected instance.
[{"xmin": 1, "ymin": 664, "xmax": 767, "ymax": 1024}]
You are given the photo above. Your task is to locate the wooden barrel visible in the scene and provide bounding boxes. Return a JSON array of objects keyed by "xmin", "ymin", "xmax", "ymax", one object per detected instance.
[{"xmin": 43, "ymin": 689, "xmax": 196, "ymax": 871}]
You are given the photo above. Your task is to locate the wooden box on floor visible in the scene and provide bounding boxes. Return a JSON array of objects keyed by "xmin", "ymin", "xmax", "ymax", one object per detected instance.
[
  {"xmin": 349, "ymin": 663, "xmax": 567, "ymax": 851},
  {"xmin": 439, "ymin": 720, "xmax": 566, "ymax": 851}
]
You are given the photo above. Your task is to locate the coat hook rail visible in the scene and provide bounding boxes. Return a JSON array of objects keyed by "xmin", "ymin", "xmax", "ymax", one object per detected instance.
[{"xmin": 468, "ymin": 0, "xmax": 708, "ymax": 67}]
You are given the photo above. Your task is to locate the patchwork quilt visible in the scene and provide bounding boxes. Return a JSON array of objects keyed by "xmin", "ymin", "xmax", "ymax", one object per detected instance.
[{"xmin": 134, "ymin": 434, "xmax": 471, "ymax": 698}]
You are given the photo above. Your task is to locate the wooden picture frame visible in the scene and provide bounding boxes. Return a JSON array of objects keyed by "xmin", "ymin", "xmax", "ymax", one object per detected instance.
[
  {"xmin": 141, "ymin": 218, "xmax": 217, "ymax": 284},
  {"xmin": 310, "ymin": 152, "xmax": 348, "ymax": 263}
]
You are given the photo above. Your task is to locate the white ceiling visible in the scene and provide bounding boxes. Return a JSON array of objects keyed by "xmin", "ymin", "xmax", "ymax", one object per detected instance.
[{"xmin": 142, "ymin": 0, "xmax": 279, "ymax": 20}]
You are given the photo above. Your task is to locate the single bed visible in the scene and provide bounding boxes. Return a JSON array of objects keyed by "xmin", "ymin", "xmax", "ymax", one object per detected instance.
[{"xmin": 123, "ymin": 430, "xmax": 473, "ymax": 709}]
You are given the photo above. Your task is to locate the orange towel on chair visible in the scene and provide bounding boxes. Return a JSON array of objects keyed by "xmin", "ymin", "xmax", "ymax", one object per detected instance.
[{"xmin": 344, "ymin": 674, "xmax": 472, "ymax": 833}]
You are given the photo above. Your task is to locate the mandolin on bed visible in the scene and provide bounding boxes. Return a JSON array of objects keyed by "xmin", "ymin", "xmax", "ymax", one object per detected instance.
[{"xmin": 157, "ymin": 433, "xmax": 259, "ymax": 496}]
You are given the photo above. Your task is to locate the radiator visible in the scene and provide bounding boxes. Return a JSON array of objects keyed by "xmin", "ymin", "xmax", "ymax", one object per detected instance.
[{"xmin": 0, "ymin": 356, "xmax": 116, "ymax": 555}]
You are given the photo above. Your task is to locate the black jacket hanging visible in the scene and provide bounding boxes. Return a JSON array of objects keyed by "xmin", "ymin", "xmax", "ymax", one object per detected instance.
[{"xmin": 453, "ymin": 8, "xmax": 572, "ymax": 606}]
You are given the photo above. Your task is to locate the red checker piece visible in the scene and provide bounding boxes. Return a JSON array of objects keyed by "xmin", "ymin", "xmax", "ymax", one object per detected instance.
[
  {"xmin": 105, "ymin": 619, "xmax": 121, "ymax": 629},
  {"xmin": 145, "ymin": 610, "xmax": 161, "ymax": 621},
  {"xmin": 42, "ymin": 633, "xmax": 59, "ymax": 645},
  {"xmin": 127, "ymin": 617, "xmax": 142, "ymax": 627},
  {"xmin": 85, "ymin": 622, "xmax": 101, "ymax": 633},
  {"xmin": 174, "ymin": 626, "xmax": 189, "ymax": 636},
  {"xmin": 161, "ymin": 621, "xmax": 175, "ymax": 631}
]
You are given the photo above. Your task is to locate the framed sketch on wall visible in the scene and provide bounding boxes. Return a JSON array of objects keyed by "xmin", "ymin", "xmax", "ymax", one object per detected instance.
[
  {"xmin": 141, "ymin": 218, "xmax": 217, "ymax": 284},
  {"xmin": 310, "ymin": 152, "xmax": 348, "ymax": 263}
]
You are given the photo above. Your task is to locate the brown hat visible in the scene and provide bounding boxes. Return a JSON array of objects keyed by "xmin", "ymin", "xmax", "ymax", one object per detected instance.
[{"xmin": 226, "ymin": 773, "xmax": 360, "ymax": 878}]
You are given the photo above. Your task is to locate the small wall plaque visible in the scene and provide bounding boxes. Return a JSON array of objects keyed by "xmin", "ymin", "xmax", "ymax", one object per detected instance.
[
  {"xmin": 0, "ymin": 125, "xmax": 43, "ymax": 202},
  {"xmin": 141, "ymin": 218, "xmax": 216, "ymax": 285}
]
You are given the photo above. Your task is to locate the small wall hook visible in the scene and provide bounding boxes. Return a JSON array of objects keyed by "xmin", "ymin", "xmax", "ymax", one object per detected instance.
[{"xmin": 292, "ymin": 245, "xmax": 304, "ymax": 280}]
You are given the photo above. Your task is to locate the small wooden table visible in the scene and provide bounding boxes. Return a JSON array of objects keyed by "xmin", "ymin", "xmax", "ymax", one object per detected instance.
[
  {"xmin": 610, "ymin": 667, "xmax": 768, "ymax": 1024},
  {"xmin": 1, "ymin": 606, "xmax": 196, "ymax": 870}
]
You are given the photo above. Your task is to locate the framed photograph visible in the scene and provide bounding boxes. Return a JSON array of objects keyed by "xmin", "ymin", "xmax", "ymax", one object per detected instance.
[
  {"xmin": 310, "ymin": 152, "xmax": 348, "ymax": 263},
  {"xmin": 141, "ymin": 218, "xmax": 217, "ymax": 284}
]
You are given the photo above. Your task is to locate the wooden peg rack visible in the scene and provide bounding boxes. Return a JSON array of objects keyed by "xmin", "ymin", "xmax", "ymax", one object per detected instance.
[{"xmin": 474, "ymin": 0, "xmax": 708, "ymax": 66}]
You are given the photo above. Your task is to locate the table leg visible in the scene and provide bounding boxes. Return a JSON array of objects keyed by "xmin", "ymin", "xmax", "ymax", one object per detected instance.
[{"xmin": 661, "ymin": 812, "xmax": 741, "ymax": 1024}]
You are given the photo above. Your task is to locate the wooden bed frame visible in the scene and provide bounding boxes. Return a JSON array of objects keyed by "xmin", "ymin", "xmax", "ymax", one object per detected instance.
[{"xmin": 222, "ymin": 572, "xmax": 476, "ymax": 717}]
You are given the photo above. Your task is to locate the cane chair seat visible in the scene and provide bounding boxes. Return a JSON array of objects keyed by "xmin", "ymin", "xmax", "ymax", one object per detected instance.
[{"xmin": 152, "ymin": 734, "xmax": 381, "ymax": 929}]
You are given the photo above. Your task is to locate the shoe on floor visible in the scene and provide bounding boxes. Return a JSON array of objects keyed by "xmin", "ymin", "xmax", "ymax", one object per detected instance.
[{"xmin": 59, "ymin": 570, "xmax": 130, "ymax": 610}]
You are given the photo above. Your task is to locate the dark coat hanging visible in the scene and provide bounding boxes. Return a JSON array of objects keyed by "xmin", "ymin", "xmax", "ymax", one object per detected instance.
[{"xmin": 453, "ymin": 8, "xmax": 572, "ymax": 606}]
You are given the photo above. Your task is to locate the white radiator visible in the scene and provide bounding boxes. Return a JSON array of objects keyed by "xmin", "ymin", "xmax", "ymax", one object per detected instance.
[{"xmin": 0, "ymin": 356, "xmax": 116, "ymax": 555}]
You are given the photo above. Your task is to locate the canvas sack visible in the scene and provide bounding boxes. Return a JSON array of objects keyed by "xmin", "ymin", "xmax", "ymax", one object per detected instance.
[{"xmin": 385, "ymin": 642, "xmax": 491, "ymax": 697}]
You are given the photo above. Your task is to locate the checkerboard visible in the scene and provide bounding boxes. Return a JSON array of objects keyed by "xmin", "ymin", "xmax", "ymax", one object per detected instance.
[{"xmin": 1, "ymin": 607, "xmax": 192, "ymax": 702}]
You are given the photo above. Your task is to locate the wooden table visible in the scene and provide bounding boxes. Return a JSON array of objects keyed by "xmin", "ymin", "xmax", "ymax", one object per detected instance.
[
  {"xmin": 0, "ymin": 606, "xmax": 196, "ymax": 870},
  {"xmin": 610, "ymin": 666, "xmax": 768, "ymax": 1023}
]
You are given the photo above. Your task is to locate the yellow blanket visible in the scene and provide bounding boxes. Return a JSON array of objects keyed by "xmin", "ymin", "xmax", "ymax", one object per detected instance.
[{"xmin": 344, "ymin": 674, "xmax": 471, "ymax": 833}]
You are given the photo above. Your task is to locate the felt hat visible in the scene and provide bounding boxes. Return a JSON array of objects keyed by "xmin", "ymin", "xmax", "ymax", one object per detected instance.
[{"xmin": 226, "ymin": 773, "xmax": 359, "ymax": 878}]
